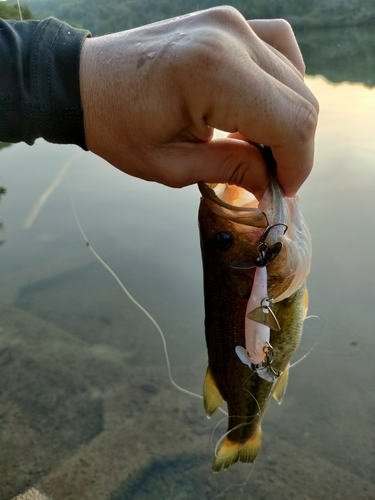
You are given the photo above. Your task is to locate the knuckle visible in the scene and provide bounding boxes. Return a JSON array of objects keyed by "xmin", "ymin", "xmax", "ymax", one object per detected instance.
[
  {"xmin": 275, "ymin": 18, "xmax": 294, "ymax": 36},
  {"xmin": 173, "ymin": 33, "xmax": 229, "ymax": 79},
  {"xmin": 220, "ymin": 152, "xmax": 251, "ymax": 189},
  {"xmin": 227, "ymin": 163, "xmax": 247, "ymax": 188},
  {"xmin": 170, "ymin": 7, "xmax": 250, "ymax": 73},
  {"xmin": 198, "ymin": 5, "xmax": 245, "ymax": 26},
  {"xmin": 294, "ymin": 101, "xmax": 319, "ymax": 142}
]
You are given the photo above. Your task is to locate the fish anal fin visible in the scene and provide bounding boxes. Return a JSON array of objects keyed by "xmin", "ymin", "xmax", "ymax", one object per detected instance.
[
  {"xmin": 272, "ymin": 365, "xmax": 289, "ymax": 404},
  {"xmin": 213, "ymin": 426, "xmax": 262, "ymax": 472},
  {"xmin": 203, "ymin": 367, "xmax": 224, "ymax": 417}
]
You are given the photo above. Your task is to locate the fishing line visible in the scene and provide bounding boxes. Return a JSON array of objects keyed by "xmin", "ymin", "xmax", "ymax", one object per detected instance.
[
  {"xmin": 210, "ymin": 419, "xmax": 255, "ymax": 500},
  {"xmin": 70, "ymin": 184, "xmax": 258, "ymax": 500},
  {"xmin": 24, "ymin": 151, "xmax": 80, "ymax": 230},
  {"xmin": 213, "ymin": 421, "xmax": 255, "ymax": 460},
  {"xmin": 241, "ymin": 370, "xmax": 261, "ymax": 409},
  {"xmin": 16, "ymin": 0, "xmax": 23, "ymax": 21},
  {"xmin": 209, "ymin": 450, "xmax": 254, "ymax": 500},
  {"xmin": 210, "ymin": 314, "xmax": 322, "ymax": 489},
  {"xmin": 211, "ymin": 388, "xmax": 261, "ymax": 460},
  {"xmin": 209, "ymin": 370, "xmax": 262, "ymax": 467},
  {"xmin": 209, "ymin": 467, "xmax": 253, "ymax": 500},
  {"xmin": 289, "ymin": 314, "xmax": 323, "ymax": 370},
  {"xmin": 69, "ymin": 181, "xmax": 228, "ymax": 415}
]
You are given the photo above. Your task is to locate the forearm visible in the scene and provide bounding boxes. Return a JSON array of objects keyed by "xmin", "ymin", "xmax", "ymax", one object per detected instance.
[
  {"xmin": 0, "ymin": 18, "xmax": 90, "ymax": 148},
  {"xmin": 0, "ymin": 8, "xmax": 318, "ymax": 195}
]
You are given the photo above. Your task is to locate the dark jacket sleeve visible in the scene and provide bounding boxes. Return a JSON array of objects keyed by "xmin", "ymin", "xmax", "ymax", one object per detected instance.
[{"xmin": 0, "ymin": 18, "xmax": 91, "ymax": 148}]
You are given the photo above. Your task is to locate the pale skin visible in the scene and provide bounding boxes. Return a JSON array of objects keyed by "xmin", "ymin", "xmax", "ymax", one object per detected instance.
[{"xmin": 80, "ymin": 6, "xmax": 319, "ymax": 199}]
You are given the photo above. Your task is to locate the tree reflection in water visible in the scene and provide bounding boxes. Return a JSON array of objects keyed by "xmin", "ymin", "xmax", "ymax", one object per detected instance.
[
  {"xmin": 0, "ymin": 141, "xmax": 9, "ymax": 245},
  {"xmin": 298, "ymin": 26, "xmax": 375, "ymax": 87}
]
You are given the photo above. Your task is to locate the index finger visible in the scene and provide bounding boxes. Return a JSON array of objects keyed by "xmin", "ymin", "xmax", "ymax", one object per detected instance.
[
  {"xmin": 204, "ymin": 57, "xmax": 317, "ymax": 195},
  {"xmin": 235, "ymin": 80, "xmax": 317, "ymax": 196}
]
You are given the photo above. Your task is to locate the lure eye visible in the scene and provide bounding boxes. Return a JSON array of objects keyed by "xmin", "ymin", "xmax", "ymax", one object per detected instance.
[{"xmin": 212, "ymin": 232, "xmax": 233, "ymax": 251}]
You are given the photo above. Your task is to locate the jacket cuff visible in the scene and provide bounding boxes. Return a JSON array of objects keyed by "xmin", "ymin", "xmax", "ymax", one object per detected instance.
[{"xmin": 0, "ymin": 18, "xmax": 91, "ymax": 149}]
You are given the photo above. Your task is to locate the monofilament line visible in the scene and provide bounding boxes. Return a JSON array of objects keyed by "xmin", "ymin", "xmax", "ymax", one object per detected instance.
[
  {"xmin": 70, "ymin": 186, "xmax": 229, "ymax": 414},
  {"xmin": 17, "ymin": 0, "xmax": 23, "ymax": 20}
]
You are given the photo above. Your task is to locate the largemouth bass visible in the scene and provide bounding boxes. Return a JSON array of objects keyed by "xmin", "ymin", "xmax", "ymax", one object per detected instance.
[{"xmin": 198, "ymin": 149, "xmax": 311, "ymax": 471}]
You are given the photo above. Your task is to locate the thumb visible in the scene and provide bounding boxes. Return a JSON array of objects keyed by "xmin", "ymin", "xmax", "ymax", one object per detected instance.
[{"xmin": 163, "ymin": 138, "xmax": 269, "ymax": 200}]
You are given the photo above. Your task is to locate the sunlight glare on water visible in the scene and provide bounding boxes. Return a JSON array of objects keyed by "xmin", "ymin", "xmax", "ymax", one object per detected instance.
[{"xmin": 307, "ymin": 76, "xmax": 375, "ymax": 184}]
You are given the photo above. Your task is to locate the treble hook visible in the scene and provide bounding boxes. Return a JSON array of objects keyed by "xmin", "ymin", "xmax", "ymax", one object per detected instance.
[
  {"xmin": 236, "ymin": 342, "xmax": 281, "ymax": 383},
  {"xmin": 230, "ymin": 223, "xmax": 288, "ymax": 270},
  {"xmin": 254, "ymin": 343, "xmax": 281, "ymax": 382}
]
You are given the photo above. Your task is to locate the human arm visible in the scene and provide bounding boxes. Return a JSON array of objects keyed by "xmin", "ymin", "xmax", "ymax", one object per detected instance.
[
  {"xmin": 0, "ymin": 17, "xmax": 90, "ymax": 148},
  {"xmin": 0, "ymin": 8, "xmax": 318, "ymax": 197}
]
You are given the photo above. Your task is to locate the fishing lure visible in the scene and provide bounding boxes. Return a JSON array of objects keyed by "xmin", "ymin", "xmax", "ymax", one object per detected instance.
[{"xmin": 231, "ymin": 224, "xmax": 287, "ymax": 382}]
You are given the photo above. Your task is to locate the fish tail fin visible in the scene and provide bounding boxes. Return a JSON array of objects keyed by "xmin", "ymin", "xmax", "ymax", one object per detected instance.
[
  {"xmin": 213, "ymin": 425, "xmax": 262, "ymax": 472},
  {"xmin": 272, "ymin": 365, "xmax": 289, "ymax": 404},
  {"xmin": 203, "ymin": 366, "xmax": 224, "ymax": 416}
]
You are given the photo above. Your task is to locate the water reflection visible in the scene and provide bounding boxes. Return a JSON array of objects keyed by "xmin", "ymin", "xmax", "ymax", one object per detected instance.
[
  {"xmin": 299, "ymin": 26, "xmax": 375, "ymax": 87},
  {"xmin": 0, "ymin": 141, "xmax": 12, "ymax": 151},
  {"xmin": 0, "ymin": 76, "xmax": 375, "ymax": 499},
  {"xmin": 291, "ymin": 76, "xmax": 375, "ymax": 489},
  {"xmin": 0, "ymin": 182, "xmax": 5, "ymax": 246}
]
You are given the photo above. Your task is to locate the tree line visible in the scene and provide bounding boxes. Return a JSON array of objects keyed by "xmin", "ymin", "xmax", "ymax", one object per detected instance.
[
  {"xmin": 1, "ymin": 1, "xmax": 374, "ymax": 87},
  {"xmin": 0, "ymin": 2, "xmax": 32, "ymax": 19},
  {"xmin": 20, "ymin": 0, "xmax": 375, "ymax": 35}
]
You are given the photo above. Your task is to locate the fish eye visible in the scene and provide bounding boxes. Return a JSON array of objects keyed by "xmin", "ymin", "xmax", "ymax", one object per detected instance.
[{"xmin": 212, "ymin": 232, "xmax": 233, "ymax": 251}]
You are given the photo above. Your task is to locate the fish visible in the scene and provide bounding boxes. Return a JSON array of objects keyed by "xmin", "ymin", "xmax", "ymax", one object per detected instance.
[{"xmin": 198, "ymin": 147, "xmax": 311, "ymax": 471}]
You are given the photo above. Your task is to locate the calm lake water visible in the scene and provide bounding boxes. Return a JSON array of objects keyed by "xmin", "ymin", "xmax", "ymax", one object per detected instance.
[{"xmin": 1, "ymin": 36, "xmax": 375, "ymax": 500}]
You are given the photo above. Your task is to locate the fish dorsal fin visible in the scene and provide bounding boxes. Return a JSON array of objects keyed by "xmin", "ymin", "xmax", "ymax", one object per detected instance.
[
  {"xmin": 203, "ymin": 367, "xmax": 224, "ymax": 417},
  {"xmin": 247, "ymin": 306, "xmax": 281, "ymax": 331},
  {"xmin": 213, "ymin": 426, "xmax": 262, "ymax": 471},
  {"xmin": 272, "ymin": 365, "xmax": 289, "ymax": 404}
]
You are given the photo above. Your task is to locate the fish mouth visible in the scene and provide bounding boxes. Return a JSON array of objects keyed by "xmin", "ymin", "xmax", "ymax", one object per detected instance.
[
  {"xmin": 197, "ymin": 182, "xmax": 270, "ymax": 229},
  {"xmin": 198, "ymin": 180, "xmax": 288, "ymax": 271},
  {"xmin": 198, "ymin": 179, "xmax": 312, "ymax": 303},
  {"xmin": 198, "ymin": 182, "xmax": 261, "ymax": 211},
  {"xmin": 198, "ymin": 144, "xmax": 282, "ymax": 227}
]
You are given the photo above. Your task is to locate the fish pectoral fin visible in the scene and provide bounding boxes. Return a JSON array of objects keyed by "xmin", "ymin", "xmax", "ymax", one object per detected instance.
[
  {"xmin": 272, "ymin": 365, "xmax": 289, "ymax": 404},
  {"xmin": 213, "ymin": 426, "xmax": 262, "ymax": 472},
  {"xmin": 203, "ymin": 367, "xmax": 224, "ymax": 417}
]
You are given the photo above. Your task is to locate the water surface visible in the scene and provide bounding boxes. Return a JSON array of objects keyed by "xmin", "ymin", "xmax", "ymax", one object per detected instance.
[{"xmin": 0, "ymin": 75, "xmax": 374, "ymax": 499}]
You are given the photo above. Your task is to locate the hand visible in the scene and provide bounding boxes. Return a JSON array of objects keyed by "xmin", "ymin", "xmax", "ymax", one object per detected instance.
[{"xmin": 80, "ymin": 6, "xmax": 318, "ymax": 198}]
